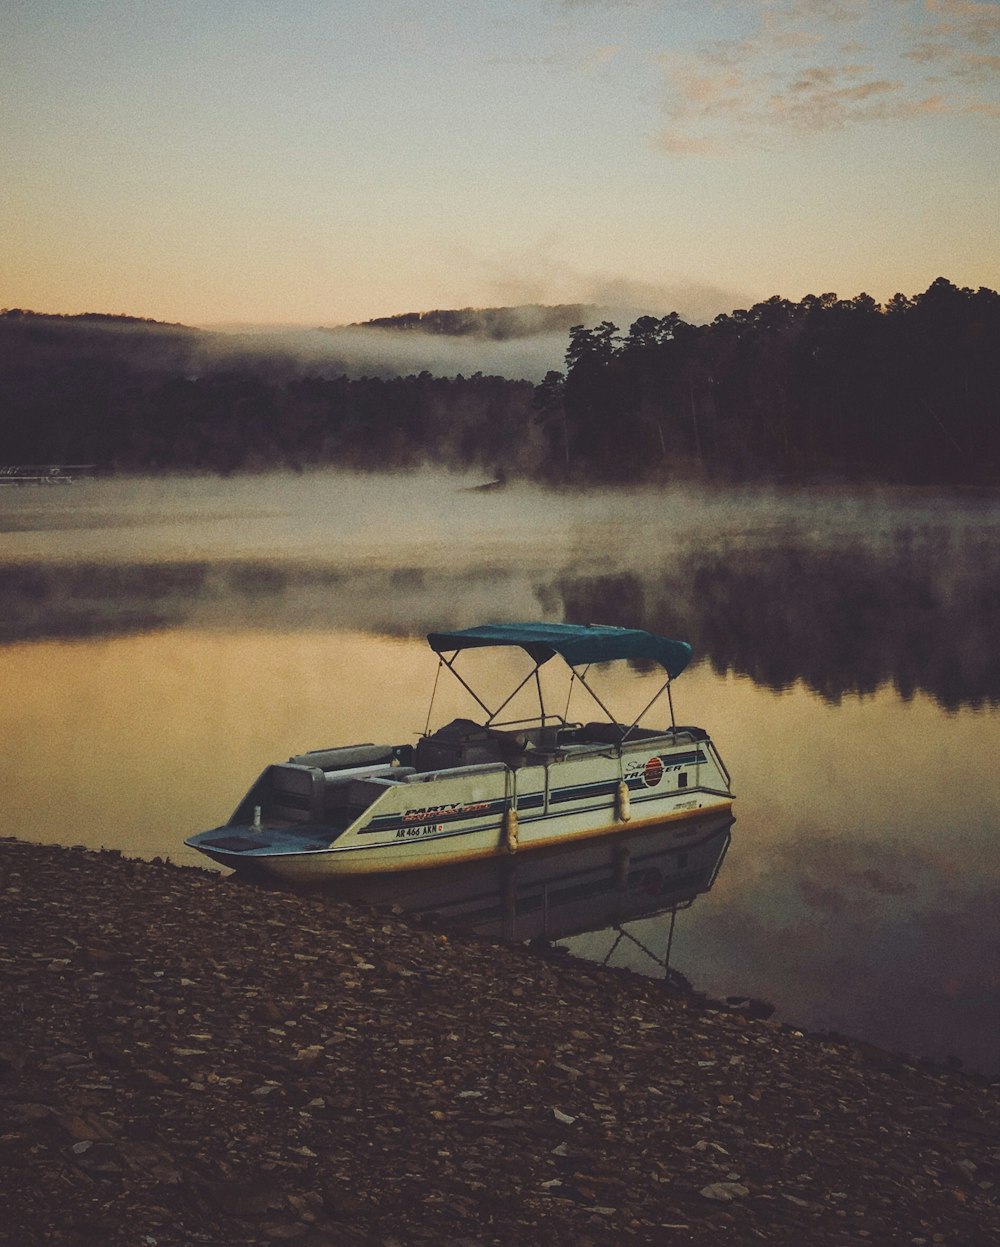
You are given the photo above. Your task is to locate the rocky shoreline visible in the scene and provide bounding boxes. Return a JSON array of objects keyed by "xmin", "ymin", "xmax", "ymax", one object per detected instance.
[{"xmin": 2, "ymin": 837, "xmax": 998, "ymax": 1246}]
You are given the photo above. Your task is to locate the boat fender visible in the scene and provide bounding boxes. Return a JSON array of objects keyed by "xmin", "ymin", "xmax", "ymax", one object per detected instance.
[
  {"xmin": 616, "ymin": 781, "xmax": 631, "ymax": 823},
  {"xmin": 503, "ymin": 807, "xmax": 519, "ymax": 854}
]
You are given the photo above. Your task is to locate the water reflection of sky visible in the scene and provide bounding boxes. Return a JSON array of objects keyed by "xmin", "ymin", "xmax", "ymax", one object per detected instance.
[{"xmin": 2, "ymin": 474, "xmax": 999, "ymax": 1074}]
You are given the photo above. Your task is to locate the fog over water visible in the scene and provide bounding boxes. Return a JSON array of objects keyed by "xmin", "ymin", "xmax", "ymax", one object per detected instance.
[
  {"xmin": 196, "ymin": 326, "xmax": 573, "ymax": 383},
  {"xmin": 199, "ymin": 296, "xmax": 715, "ymax": 383},
  {"xmin": 2, "ymin": 471, "xmax": 999, "ymax": 1074}
]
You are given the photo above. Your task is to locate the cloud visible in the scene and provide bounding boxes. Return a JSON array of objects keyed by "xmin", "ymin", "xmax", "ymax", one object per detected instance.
[
  {"xmin": 924, "ymin": 0, "xmax": 1000, "ymax": 46},
  {"xmin": 471, "ymin": 246, "xmax": 750, "ymax": 325},
  {"xmin": 906, "ymin": 39, "xmax": 1000, "ymax": 85},
  {"xmin": 905, "ymin": 0, "xmax": 1000, "ymax": 80},
  {"xmin": 655, "ymin": 129, "xmax": 724, "ymax": 154},
  {"xmin": 540, "ymin": 41, "xmax": 624, "ymax": 73},
  {"xmin": 583, "ymin": 273, "xmax": 751, "ymax": 322},
  {"xmin": 658, "ymin": 54, "xmax": 917, "ymax": 146},
  {"xmin": 959, "ymin": 50, "xmax": 1000, "ymax": 77},
  {"xmin": 770, "ymin": 70, "xmax": 908, "ymax": 128},
  {"xmin": 653, "ymin": 0, "xmax": 1000, "ymax": 153},
  {"xmin": 768, "ymin": 29, "xmax": 827, "ymax": 52},
  {"xmin": 583, "ymin": 42, "xmax": 624, "ymax": 68},
  {"xmin": 558, "ymin": 0, "xmax": 646, "ymax": 7},
  {"xmin": 764, "ymin": 0, "xmax": 871, "ymax": 24}
]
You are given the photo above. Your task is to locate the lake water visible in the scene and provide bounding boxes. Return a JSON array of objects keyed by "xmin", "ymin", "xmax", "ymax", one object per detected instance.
[{"xmin": 2, "ymin": 471, "xmax": 998, "ymax": 1075}]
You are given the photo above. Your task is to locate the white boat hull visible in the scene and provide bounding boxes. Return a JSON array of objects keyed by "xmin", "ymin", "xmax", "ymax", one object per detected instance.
[{"xmin": 186, "ymin": 726, "xmax": 734, "ymax": 884}]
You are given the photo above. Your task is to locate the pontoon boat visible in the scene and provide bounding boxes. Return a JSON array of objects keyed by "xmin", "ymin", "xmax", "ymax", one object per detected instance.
[{"xmin": 184, "ymin": 623, "xmax": 734, "ymax": 882}]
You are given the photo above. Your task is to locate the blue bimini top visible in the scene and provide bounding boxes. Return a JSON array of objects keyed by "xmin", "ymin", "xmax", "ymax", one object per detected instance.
[{"xmin": 426, "ymin": 622, "xmax": 692, "ymax": 679}]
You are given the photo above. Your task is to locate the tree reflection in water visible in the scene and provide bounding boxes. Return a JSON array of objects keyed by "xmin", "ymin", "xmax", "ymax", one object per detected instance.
[
  {"xmin": 557, "ymin": 526, "xmax": 1000, "ymax": 711},
  {"xmin": 3, "ymin": 521, "xmax": 1000, "ymax": 711}
]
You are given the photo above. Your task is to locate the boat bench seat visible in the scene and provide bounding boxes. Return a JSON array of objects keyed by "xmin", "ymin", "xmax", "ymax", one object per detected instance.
[
  {"xmin": 415, "ymin": 718, "xmax": 579, "ymax": 771},
  {"xmin": 288, "ymin": 743, "xmax": 397, "ymax": 770},
  {"xmin": 265, "ymin": 762, "xmax": 417, "ymax": 822},
  {"xmin": 266, "ymin": 763, "xmax": 323, "ymax": 822}
]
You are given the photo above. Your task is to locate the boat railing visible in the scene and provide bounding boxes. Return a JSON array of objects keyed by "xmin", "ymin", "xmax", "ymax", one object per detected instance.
[
  {"xmin": 405, "ymin": 760, "xmax": 507, "ymax": 784},
  {"xmin": 485, "ymin": 713, "xmax": 576, "ymax": 730},
  {"xmin": 416, "ymin": 716, "xmax": 713, "ymax": 773},
  {"xmin": 573, "ymin": 722, "xmax": 666, "ymax": 746},
  {"xmin": 703, "ymin": 737, "xmax": 732, "ymax": 790}
]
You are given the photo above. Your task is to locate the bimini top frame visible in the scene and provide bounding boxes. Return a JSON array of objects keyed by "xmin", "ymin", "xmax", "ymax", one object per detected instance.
[{"xmin": 424, "ymin": 622, "xmax": 693, "ymax": 742}]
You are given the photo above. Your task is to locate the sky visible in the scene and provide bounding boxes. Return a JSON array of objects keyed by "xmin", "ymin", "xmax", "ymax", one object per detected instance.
[{"xmin": 2, "ymin": 0, "xmax": 999, "ymax": 327}]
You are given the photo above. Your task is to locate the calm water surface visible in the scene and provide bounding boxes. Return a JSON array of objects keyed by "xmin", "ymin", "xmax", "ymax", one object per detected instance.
[{"xmin": 1, "ymin": 471, "xmax": 998, "ymax": 1074}]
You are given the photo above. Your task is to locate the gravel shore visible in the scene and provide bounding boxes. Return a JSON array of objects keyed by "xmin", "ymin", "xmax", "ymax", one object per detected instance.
[{"xmin": 2, "ymin": 837, "xmax": 998, "ymax": 1246}]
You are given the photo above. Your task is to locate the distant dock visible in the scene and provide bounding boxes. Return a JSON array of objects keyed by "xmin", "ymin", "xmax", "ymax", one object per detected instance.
[{"xmin": 0, "ymin": 464, "xmax": 97, "ymax": 486}]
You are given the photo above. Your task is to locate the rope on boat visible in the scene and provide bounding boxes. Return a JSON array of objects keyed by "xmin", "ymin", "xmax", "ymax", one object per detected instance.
[
  {"xmin": 563, "ymin": 664, "xmax": 587, "ymax": 724},
  {"xmin": 423, "ymin": 658, "xmax": 443, "ymax": 738}
]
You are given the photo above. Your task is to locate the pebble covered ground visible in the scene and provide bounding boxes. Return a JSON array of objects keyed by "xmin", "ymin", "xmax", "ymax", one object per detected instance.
[{"xmin": 1, "ymin": 837, "xmax": 998, "ymax": 1246}]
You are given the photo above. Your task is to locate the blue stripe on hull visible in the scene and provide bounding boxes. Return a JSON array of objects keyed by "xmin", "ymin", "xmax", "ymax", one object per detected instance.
[{"xmin": 360, "ymin": 750, "xmax": 707, "ymax": 835}]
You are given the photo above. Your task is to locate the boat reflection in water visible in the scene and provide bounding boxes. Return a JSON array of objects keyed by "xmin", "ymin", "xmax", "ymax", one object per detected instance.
[{"xmin": 323, "ymin": 810, "xmax": 733, "ymax": 975}]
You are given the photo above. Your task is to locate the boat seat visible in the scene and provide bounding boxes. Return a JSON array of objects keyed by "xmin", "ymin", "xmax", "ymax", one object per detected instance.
[
  {"xmin": 416, "ymin": 719, "xmax": 499, "ymax": 770},
  {"xmin": 288, "ymin": 744, "xmax": 396, "ymax": 770},
  {"xmin": 266, "ymin": 763, "xmax": 324, "ymax": 822},
  {"xmin": 416, "ymin": 718, "xmax": 579, "ymax": 770},
  {"xmin": 423, "ymin": 718, "xmax": 482, "ymax": 741}
]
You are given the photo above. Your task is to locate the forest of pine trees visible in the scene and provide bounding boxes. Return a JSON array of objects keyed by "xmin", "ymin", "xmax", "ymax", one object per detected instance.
[
  {"xmin": 1, "ymin": 278, "xmax": 997, "ymax": 483},
  {"xmin": 547, "ymin": 277, "xmax": 1000, "ymax": 484}
]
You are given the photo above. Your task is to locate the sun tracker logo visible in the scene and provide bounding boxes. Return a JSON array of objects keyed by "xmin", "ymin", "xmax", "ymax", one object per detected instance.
[{"xmin": 642, "ymin": 756, "xmax": 664, "ymax": 787}]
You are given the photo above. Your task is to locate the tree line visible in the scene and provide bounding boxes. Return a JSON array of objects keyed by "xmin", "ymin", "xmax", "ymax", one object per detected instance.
[
  {"xmin": 544, "ymin": 277, "xmax": 1000, "ymax": 483},
  {"xmin": 2, "ymin": 278, "xmax": 997, "ymax": 482},
  {"xmin": 349, "ymin": 303, "xmax": 590, "ymax": 341},
  {"xmin": 0, "ymin": 312, "xmax": 539, "ymax": 474}
]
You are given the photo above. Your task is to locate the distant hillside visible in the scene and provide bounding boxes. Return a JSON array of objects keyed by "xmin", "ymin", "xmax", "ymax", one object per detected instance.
[
  {"xmin": 0, "ymin": 309, "xmax": 191, "ymax": 330},
  {"xmin": 347, "ymin": 304, "xmax": 596, "ymax": 341},
  {"xmin": 0, "ymin": 306, "xmax": 541, "ymax": 473},
  {"xmin": 0, "ymin": 308, "xmax": 202, "ymax": 378}
]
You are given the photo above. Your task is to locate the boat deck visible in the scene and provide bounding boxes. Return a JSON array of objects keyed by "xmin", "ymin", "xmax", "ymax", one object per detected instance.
[{"xmin": 201, "ymin": 821, "xmax": 353, "ymax": 856}]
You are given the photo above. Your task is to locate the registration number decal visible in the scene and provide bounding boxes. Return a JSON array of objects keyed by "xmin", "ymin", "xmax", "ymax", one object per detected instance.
[{"xmin": 395, "ymin": 823, "xmax": 444, "ymax": 840}]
